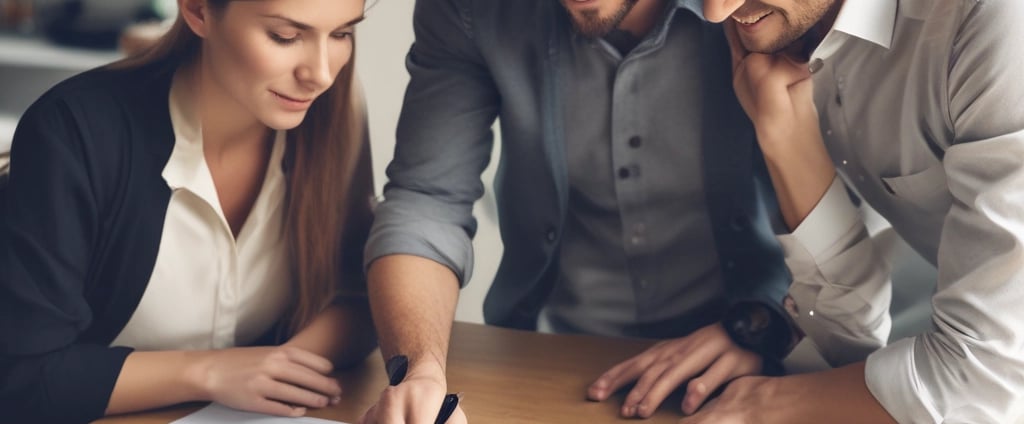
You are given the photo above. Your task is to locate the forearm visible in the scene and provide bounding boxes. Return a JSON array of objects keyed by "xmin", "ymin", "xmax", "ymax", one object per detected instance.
[
  {"xmin": 105, "ymin": 350, "xmax": 210, "ymax": 415},
  {"xmin": 757, "ymin": 128, "xmax": 836, "ymax": 231},
  {"xmin": 366, "ymin": 254, "xmax": 460, "ymax": 382},
  {"xmin": 286, "ymin": 303, "xmax": 378, "ymax": 369},
  {"xmin": 768, "ymin": 362, "xmax": 896, "ymax": 424}
]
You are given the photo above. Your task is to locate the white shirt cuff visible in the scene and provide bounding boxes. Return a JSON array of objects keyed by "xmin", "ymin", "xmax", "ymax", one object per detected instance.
[
  {"xmin": 865, "ymin": 338, "xmax": 940, "ymax": 423},
  {"xmin": 789, "ymin": 176, "xmax": 862, "ymax": 258}
]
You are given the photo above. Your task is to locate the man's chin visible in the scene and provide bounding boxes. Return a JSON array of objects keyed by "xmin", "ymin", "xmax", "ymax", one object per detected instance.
[
  {"xmin": 740, "ymin": 35, "xmax": 796, "ymax": 55},
  {"xmin": 569, "ymin": 15, "xmax": 616, "ymax": 38}
]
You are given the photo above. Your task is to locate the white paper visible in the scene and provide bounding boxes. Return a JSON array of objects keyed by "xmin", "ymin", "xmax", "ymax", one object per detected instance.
[{"xmin": 171, "ymin": 403, "xmax": 349, "ymax": 424}]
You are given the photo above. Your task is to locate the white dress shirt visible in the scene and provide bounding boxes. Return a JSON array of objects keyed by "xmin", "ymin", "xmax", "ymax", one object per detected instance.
[
  {"xmin": 111, "ymin": 70, "xmax": 292, "ymax": 351},
  {"xmin": 780, "ymin": 0, "xmax": 1024, "ymax": 422}
]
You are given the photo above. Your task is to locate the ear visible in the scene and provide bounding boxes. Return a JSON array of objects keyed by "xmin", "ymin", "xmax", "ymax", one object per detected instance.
[{"xmin": 178, "ymin": 0, "xmax": 211, "ymax": 39}]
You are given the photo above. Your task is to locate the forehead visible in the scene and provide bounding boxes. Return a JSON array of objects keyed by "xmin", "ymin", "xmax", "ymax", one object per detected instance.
[{"xmin": 225, "ymin": 0, "xmax": 365, "ymax": 28}]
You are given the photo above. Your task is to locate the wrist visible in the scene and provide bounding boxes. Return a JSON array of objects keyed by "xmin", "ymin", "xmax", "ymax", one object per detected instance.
[
  {"xmin": 753, "ymin": 122, "xmax": 827, "ymax": 162},
  {"xmin": 182, "ymin": 350, "xmax": 215, "ymax": 401},
  {"xmin": 405, "ymin": 353, "xmax": 448, "ymax": 387},
  {"xmin": 722, "ymin": 300, "xmax": 792, "ymax": 376}
]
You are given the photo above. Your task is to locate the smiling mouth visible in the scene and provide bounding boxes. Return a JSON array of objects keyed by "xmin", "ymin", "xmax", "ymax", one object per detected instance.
[
  {"xmin": 272, "ymin": 91, "xmax": 313, "ymax": 103},
  {"xmin": 732, "ymin": 10, "xmax": 774, "ymax": 25}
]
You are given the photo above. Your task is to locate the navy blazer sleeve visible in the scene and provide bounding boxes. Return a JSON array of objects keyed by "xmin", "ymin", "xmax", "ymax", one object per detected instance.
[{"xmin": 0, "ymin": 95, "xmax": 134, "ymax": 423}]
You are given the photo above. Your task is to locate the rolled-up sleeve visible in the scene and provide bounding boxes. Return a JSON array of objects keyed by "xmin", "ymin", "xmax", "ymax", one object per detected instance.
[
  {"xmin": 364, "ymin": 0, "xmax": 500, "ymax": 286},
  {"xmin": 777, "ymin": 177, "xmax": 892, "ymax": 366}
]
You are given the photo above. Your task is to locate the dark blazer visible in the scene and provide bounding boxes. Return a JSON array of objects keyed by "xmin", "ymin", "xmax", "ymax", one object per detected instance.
[
  {"xmin": 0, "ymin": 61, "xmax": 374, "ymax": 422},
  {"xmin": 366, "ymin": 0, "xmax": 790, "ymax": 331}
]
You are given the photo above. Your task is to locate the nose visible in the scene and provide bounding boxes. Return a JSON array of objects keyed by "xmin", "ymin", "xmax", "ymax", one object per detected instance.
[
  {"xmin": 704, "ymin": 0, "xmax": 745, "ymax": 23},
  {"xmin": 297, "ymin": 40, "xmax": 334, "ymax": 91}
]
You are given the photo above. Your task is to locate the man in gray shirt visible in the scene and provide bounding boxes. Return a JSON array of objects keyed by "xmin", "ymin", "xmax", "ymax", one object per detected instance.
[{"xmin": 360, "ymin": 0, "xmax": 794, "ymax": 422}]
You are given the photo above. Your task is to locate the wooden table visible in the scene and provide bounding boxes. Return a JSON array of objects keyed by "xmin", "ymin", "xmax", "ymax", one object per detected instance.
[{"xmin": 95, "ymin": 321, "xmax": 685, "ymax": 423}]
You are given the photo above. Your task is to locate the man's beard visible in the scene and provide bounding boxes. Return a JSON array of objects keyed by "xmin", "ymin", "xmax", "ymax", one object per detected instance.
[
  {"xmin": 739, "ymin": 0, "xmax": 840, "ymax": 55},
  {"xmin": 565, "ymin": 0, "xmax": 640, "ymax": 38}
]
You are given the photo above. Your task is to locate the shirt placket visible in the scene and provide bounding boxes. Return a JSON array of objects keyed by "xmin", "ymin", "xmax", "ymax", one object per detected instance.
[
  {"xmin": 813, "ymin": 42, "xmax": 861, "ymax": 191},
  {"xmin": 609, "ymin": 60, "xmax": 655, "ymax": 316}
]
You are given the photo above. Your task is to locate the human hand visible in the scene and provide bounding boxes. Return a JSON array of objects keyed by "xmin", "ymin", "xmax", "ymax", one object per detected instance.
[
  {"xmin": 676, "ymin": 375, "xmax": 776, "ymax": 424},
  {"xmin": 587, "ymin": 323, "xmax": 763, "ymax": 418},
  {"xmin": 359, "ymin": 361, "xmax": 467, "ymax": 424},
  {"xmin": 193, "ymin": 345, "xmax": 342, "ymax": 417},
  {"xmin": 725, "ymin": 20, "xmax": 818, "ymax": 155}
]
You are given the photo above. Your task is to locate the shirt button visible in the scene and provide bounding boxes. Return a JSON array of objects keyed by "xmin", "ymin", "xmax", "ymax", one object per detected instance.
[
  {"xmin": 630, "ymin": 236, "xmax": 642, "ymax": 245},
  {"xmin": 545, "ymin": 227, "xmax": 557, "ymax": 242},
  {"xmin": 618, "ymin": 167, "xmax": 632, "ymax": 179},
  {"xmin": 628, "ymin": 136, "xmax": 643, "ymax": 148},
  {"xmin": 808, "ymin": 58, "xmax": 824, "ymax": 74}
]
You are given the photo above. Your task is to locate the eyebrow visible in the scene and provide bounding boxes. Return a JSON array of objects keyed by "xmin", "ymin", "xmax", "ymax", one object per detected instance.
[{"xmin": 261, "ymin": 14, "xmax": 366, "ymax": 31}]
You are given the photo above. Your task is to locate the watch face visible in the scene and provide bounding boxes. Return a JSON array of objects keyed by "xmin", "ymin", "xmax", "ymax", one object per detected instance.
[{"xmin": 724, "ymin": 301, "xmax": 791, "ymax": 359}]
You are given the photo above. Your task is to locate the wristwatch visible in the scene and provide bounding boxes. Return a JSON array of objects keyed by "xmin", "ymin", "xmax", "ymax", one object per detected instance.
[{"xmin": 722, "ymin": 300, "xmax": 794, "ymax": 376}]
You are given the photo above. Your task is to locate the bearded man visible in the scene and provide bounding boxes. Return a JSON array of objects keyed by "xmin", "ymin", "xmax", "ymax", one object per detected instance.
[{"xmin": 359, "ymin": 0, "xmax": 808, "ymax": 422}]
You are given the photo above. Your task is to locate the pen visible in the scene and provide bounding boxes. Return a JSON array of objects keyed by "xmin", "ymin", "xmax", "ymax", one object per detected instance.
[{"xmin": 386, "ymin": 355, "xmax": 461, "ymax": 424}]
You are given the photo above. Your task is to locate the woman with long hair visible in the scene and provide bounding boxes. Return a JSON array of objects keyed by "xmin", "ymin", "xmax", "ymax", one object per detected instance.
[{"xmin": 0, "ymin": 0, "xmax": 375, "ymax": 421}]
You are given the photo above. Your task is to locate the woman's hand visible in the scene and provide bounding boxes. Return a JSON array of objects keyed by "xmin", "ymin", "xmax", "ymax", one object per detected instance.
[{"xmin": 191, "ymin": 345, "xmax": 343, "ymax": 416}]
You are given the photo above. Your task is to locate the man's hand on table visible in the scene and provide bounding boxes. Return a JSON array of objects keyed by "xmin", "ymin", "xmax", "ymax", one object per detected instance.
[
  {"xmin": 587, "ymin": 322, "xmax": 763, "ymax": 418},
  {"xmin": 676, "ymin": 375, "xmax": 778, "ymax": 423}
]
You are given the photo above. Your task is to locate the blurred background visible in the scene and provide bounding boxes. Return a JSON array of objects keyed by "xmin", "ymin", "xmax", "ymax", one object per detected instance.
[{"xmin": 0, "ymin": 0, "xmax": 933, "ymax": 339}]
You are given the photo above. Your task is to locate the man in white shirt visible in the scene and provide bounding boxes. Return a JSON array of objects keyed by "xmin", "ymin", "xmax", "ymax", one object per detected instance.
[{"xmin": 678, "ymin": 0, "xmax": 1024, "ymax": 423}]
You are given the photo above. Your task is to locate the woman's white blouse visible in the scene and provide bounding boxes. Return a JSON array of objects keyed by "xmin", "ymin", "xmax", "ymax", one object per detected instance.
[{"xmin": 111, "ymin": 71, "xmax": 292, "ymax": 351}]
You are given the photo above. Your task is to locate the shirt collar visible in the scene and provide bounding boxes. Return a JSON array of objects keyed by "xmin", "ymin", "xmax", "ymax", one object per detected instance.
[
  {"xmin": 620, "ymin": 0, "xmax": 703, "ymax": 55},
  {"xmin": 830, "ymin": 0, "xmax": 897, "ymax": 49},
  {"xmin": 162, "ymin": 68, "xmax": 285, "ymax": 199},
  {"xmin": 673, "ymin": 0, "xmax": 704, "ymax": 18},
  {"xmin": 163, "ymin": 67, "xmax": 206, "ymax": 192}
]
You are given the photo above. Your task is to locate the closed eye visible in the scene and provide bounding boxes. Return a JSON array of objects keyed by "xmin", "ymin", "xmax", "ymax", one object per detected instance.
[
  {"xmin": 268, "ymin": 32, "xmax": 299, "ymax": 45},
  {"xmin": 331, "ymin": 31, "xmax": 354, "ymax": 40}
]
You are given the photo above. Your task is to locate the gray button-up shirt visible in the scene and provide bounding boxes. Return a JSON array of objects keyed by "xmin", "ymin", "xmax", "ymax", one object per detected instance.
[{"xmin": 542, "ymin": 4, "xmax": 725, "ymax": 339}]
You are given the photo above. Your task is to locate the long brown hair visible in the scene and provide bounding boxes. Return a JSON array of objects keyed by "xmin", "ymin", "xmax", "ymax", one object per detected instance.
[{"xmin": 116, "ymin": 1, "xmax": 369, "ymax": 336}]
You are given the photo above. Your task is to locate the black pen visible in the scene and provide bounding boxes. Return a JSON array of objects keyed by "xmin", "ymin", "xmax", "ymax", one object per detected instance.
[{"xmin": 386, "ymin": 355, "xmax": 461, "ymax": 424}]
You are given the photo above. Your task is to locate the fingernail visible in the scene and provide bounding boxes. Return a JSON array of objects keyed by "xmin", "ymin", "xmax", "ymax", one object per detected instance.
[
  {"xmin": 695, "ymin": 382, "xmax": 707, "ymax": 394},
  {"xmin": 292, "ymin": 407, "xmax": 307, "ymax": 417}
]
